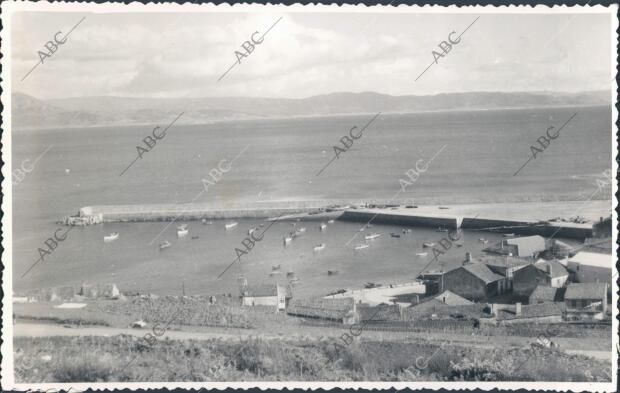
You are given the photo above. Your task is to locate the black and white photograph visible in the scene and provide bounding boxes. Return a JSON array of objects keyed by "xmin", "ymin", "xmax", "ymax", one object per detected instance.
[{"xmin": 1, "ymin": 2, "xmax": 618, "ymax": 391}]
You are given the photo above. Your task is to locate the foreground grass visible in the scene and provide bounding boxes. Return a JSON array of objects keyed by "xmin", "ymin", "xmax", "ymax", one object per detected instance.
[{"xmin": 14, "ymin": 335, "xmax": 611, "ymax": 383}]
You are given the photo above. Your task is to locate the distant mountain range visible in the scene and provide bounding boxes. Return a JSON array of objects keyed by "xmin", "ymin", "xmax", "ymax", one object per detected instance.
[{"xmin": 12, "ymin": 90, "xmax": 610, "ymax": 130}]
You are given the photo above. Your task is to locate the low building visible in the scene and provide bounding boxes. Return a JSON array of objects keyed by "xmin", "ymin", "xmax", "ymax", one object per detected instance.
[
  {"xmin": 286, "ymin": 297, "xmax": 356, "ymax": 323},
  {"xmin": 496, "ymin": 302, "xmax": 565, "ymax": 325},
  {"xmin": 528, "ymin": 285, "xmax": 565, "ymax": 304},
  {"xmin": 434, "ymin": 290, "xmax": 473, "ymax": 306},
  {"xmin": 564, "ymin": 282, "xmax": 608, "ymax": 321},
  {"xmin": 357, "ymin": 304, "xmax": 401, "ymax": 322},
  {"xmin": 485, "ymin": 235, "xmax": 546, "ymax": 258},
  {"xmin": 241, "ymin": 284, "xmax": 287, "ymax": 311},
  {"xmin": 534, "ymin": 259, "xmax": 569, "ymax": 288},
  {"xmin": 513, "ymin": 264, "xmax": 552, "ymax": 299},
  {"xmin": 567, "ymin": 251, "xmax": 612, "ymax": 291},
  {"xmin": 442, "ymin": 263, "xmax": 506, "ymax": 301}
]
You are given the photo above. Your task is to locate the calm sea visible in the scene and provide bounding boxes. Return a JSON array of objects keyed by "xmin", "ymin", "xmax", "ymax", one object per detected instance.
[{"xmin": 11, "ymin": 106, "xmax": 612, "ymax": 296}]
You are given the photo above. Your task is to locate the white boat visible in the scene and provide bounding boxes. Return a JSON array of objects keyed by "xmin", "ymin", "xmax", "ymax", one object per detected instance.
[
  {"xmin": 478, "ymin": 238, "xmax": 488, "ymax": 244},
  {"xmin": 416, "ymin": 252, "xmax": 428, "ymax": 257},
  {"xmin": 202, "ymin": 219, "xmax": 213, "ymax": 225},
  {"xmin": 503, "ymin": 233, "xmax": 515, "ymax": 237},
  {"xmin": 159, "ymin": 241, "xmax": 171, "ymax": 251},
  {"xmin": 225, "ymin": 222, "xmax": 238, "ymax": 230},
  {"xmin": 283, "ymin": 236, "xmax": 293, "ymax": 245},
  {"xmin": 177, "ymin": 228, "xmax": 189, "ymax": 238},
  {"xmin": 422, "ymin": 242, "xmax": 435, "ymax": 248},
  {"xmin": 313, "ymin": 243, "xmax": 326, "ymax": 252},
  {"xmin": 355, "ymin": 243, "xmax": 370, "ymax": 250},
  {"xmin": 327, "ymin": 219, "xmax": 335, "ymax": 224},
  {"xmin": 104, "ymin": 232, "xmax": 119, "ymax": 243},
  {"xmin": 248, "ymin": 227, "xmax": 258, "ymax": 235},
  {"xmin": 295, "ymin": 227, "xmax": 306, "ymax": 234},
  {"xmin": 320, "ymin": 223, "xmax": 327, "ymax": 231},
  {"xmin": 365, "ymin": 233, "xmax": 381, "ymax": 240}
]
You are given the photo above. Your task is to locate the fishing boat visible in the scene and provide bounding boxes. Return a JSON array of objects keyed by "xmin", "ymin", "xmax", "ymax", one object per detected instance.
[
  {"xmin": 283, "ymin": 236, "xmax": 293, "ymax": 245},
  {"xmin": 355, "ymin": 243, "xmax": 370, "ymax": 250},
  {"xmin": 422, "ymin": 242, "xmax": 435, "ymax": 248},
  {"xmin": 272, "ymin": 264, "xmax": 281, "ymax": 271},
  {"xmin": 177, "ymin": 225, "xmax": 189, "ymax": 238},
  {"xmin": 191, "ymin": 235, "xmax": 199, "ymax": 240},
  {"xmin": 390, "ymin": 232, "xmax": 401, "ymax": 238},
  {"xmin": 225, "ymin": 222, "xmax": 238, "ymax": 230},
  {"xmin": 104, "ymin": 232, "xmax": 119, "ymax": 243},
  {"xmin": 327, "ymin": 219, "xmax": 335, "ymax": 224},
  {"xmin": 313, "ymin": 243, "xmax": 326, "ymax": 252},
  {"xmin": 320, "ymin": 223, "xmax": 327, "ymax": 231},
  {"xmin": 159, "ymin": 240, "xmax": 171, "ymax": 251},
  {"xmin": 503, "ymin": 233, "xmax": 515, "ymax": 237},
  {"xmin": 365, "ymin": 233, "xmax": 381, "ymax": 240},
  {"xmin": 415, "ymin": 252, "xmax": 428, "ymax": 257},
  {"xmin": 327, "ymin": 270, "xmax": 339, "ymax": 276}
]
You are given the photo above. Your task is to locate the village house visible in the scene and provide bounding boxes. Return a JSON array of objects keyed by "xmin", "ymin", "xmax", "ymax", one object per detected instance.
[
  {"xmin": 441, "ymin": 263, "xmax": 507, "ymax": 301},
  {"xmin": 567, "ymin": 251, "xmax": 612, "ymax": 291},
  {"xmin": 564, "ymin": 282, "xmax": 608, "ymax": 321},
  {"xmin": 512, "ymin": 260, "xmax": 567, "ymax": 300},
  {"xmin": 240, "ymin": 284, "xmax": 288, "ymax": 311},
  {"xmin": 533, "ymin": 259, "xmax": 569, "ymax": 287},
  {"xmin": 484, "ymin": 235, "xmax": 547, "ymax": 258},
  {"xmin": 286, "ymin": 297, "xmax": 356, "ymax": 324},
  {"xmin": 529, "ymin": 285, "xmax": 566, "ymax": 304}
]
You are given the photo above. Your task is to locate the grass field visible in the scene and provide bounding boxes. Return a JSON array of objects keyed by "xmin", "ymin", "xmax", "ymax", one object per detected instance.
[{"xmin": 13, "ymin": 334, "xmax": 612, "ymax": 382}]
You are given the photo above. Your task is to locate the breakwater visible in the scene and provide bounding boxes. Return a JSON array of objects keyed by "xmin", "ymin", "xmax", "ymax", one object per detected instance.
[{"xmin": 341, "ymin": 209, "xmax": 593, "ymax": 239}]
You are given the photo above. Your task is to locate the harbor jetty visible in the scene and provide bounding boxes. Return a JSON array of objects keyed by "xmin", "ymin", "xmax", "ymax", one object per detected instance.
[{"xmin": 60, "ymin": 200, "xmax": 608, "ymax": 239}]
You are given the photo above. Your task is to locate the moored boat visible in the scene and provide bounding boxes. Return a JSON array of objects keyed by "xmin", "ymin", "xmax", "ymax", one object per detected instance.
[
  {"xmin": 159, "ymin": 240, "xmax": 171, "ymax": 251},
  {"xmin": 503, "ymin": 233, "xmax": 515, "ymax": 237},
  {"xmin": 104, "ymin": 232, "xmax": 119, "ymax": 243},
  {"xmin": 436, "ymin": 227, "xmax": 449, "ymax": 232},
  {"xmin": 365, "ymin": 233, "xmax": 381, "ymax": 240},
  {"xmin": 191, "ymin": 236, "xmax": 199, "ymax": 240},
  {"xmin": 327, "ymin": 219, "xmax": 335, "ymax": 224},
  {"xmin": 248, "ymin": 227, "xmax": 258, "ymax": 235},
  {"xmin": 283, "ymin": 236, "xmax": 293, "ymax": 245},
  {"xmin": 355, "ymin": 243, "xmax": 370, "ymax": 250},
  {"xmin": 295, "ymin": 227, "xmax": 306, "ymax": 234},
  {"xmin": 415, "ymin": 252, "xmax": 428, "ymax": 257},
  {"xmin": 390, "ymin": 232, "xmax": 401, "ymax": 238},
  {"xmin": 327, "ymin": 270, "xmax": 339, "ymax": 276},
  {"xmin": 202, "ymin": 219, "xmax": 213, "ymax": 225},
  {"xmin": 177, "ymin": 225, "xmax": 189, "ymax": 237},
  {"xmin": 272, "ymin": 264, "xmax": 281, "ymax": 271},
  {"xmin": 422, "ymin": 242, "xmax": 435, "ymax": 248},
  {"xmin": 320, "ymin": 223, "xmax": 327, "ymax": 231},
  {"xmin": 313, "ymin": 243, "xmax": 326, "ymax": 252},
  {"xmin": 478, "ymin": 238, "xmax": 488, "ymax": 244},
  {"xmin": 225, "ymin": 222, "xmax": 238, "ymax": 230}
]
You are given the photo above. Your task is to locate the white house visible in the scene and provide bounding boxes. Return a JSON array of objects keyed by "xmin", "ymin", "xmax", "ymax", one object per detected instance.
[{"xmin": 241, "ymin": 284, "xmax": 287, "ymax": 311}]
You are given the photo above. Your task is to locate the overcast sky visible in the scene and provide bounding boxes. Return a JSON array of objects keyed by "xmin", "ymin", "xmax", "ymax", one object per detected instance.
[{"xmin": 12, "ymin": 10, "xmax": 614, "ymax": 99}]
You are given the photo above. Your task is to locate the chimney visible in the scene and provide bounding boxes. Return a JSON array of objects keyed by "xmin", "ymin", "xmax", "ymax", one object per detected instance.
[
  {"xmin": 516, "ymin": 302, "xmax": 522, "ymax": 317},
  {"xmin": 465, "ymin": 252, "xmax": 472, "ymax": 264}
]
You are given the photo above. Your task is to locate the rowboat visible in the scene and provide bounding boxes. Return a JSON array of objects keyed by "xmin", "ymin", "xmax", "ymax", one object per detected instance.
[
  {"xmin": 191, "ymin": 236, "xmax": 199, "ymax": 240},
  {"xmin": 177, "ymin": 225, "xmax": 189, "ymax": 238},
  {"xmin": 415, "ymin": 252, "xmax": 428, "ymax": 257},
  {"xmin": 313, "ymin": 244, "xmax": 326, "ymax": 252},
  {"xmin": 295, "ymin": 227, "xmax": 306, "ymax": 234},
  {"xmin": 283, "ymin": 236, "xmax": 293, "ymax": 245},
  {"xmin": 327, "ymin": 219, "xmax": 335, "ymax": 224},
  {"xmin": 225, "ymin": 222, "xmax": 238, "ymax": 230},
  {"xmin": 390, "ymin": 232, "xmax": 401, "ymax": 238},
  {"xmin": 248, "ymin": 227, "xmax": 258, "ymax": 235},
  {"xmin": 355, "ymin": 243, "xmax": 370, "ymax": 250},
  {"xmin": 422, "ymin": 242, "xmax": 435, "ymax": 248},
  {"xmin": 327, "ymin": 270, "xmax": 339, "ymax": 276},
  {"xmin": 320, "ymin": 223, "xmax": 327, "ymax": 231},
  {"xmin": 365, "ymin": 233, "xmax": 381, "ymax": 240},
  {"xmin": 104, "ymin": 232, "xmax": 119, "ymax": 243},
  {"xmin": 503, "ymin": 233, "xmax": 515, "ymax": 237},
  {"xmin": 159, "ymin": 241, "xmax": 171, "ymax": 251}
]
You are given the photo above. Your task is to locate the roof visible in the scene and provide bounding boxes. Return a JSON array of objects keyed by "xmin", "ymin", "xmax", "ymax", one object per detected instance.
[
  {"xmin": 568, "ymin": 251, "xmax": 612, "ymax": 269},
  {"xmin": 435, "ymin": 290, "xmax": 473, "ymax": 306},
  {"xmin": 552, "ymin": 240, "xmax": 574, "ymax": 251},
  {"xmin": 498, "ymin": 302, "xmax": 565, "ymax": 320},
  {"xmin": 564, "ymin": 283, "xmax": 608, "ymax": 300},
  {"xmin": 534, "ymin": 259, "xmax": 569, "ymax": 279},
  {"xmin": 242, "ymin": 284, "xmax": 280, "ymax": 297},
  {"xmin": 529, "ymin": 285, "xmax": 565, "ymax": 303},
  {"xmin": 461, "ymin": 263, "xmax": 504, "ymax": 284},
  {"xmin": 357, "ymin": 304, "xmax": 401, "ymax": 322},
  {"xmin": 506, "ymin": 235, "xmax": 546, "ymax": 247},
  {"xmin": 287, "ymin": 297, "xmax": 354, "ymax": 320}
]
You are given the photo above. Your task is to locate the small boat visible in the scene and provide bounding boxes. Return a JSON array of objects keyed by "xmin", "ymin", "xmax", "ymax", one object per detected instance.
[
  {"xmin": 248, "ymin": 227, "xmax": 258, "ymax": 235},
  {"xmin": 355, "ymin": 243, "xmax": 370, "ymax": 250},
  {"xmin": 422, "ymin": 242, "xmax": 435, "ymax": 248},
  {"xmin": 478, "ymin": 238, "xmax": 488, "ymax": 244},
  {"xmin": 455, "ymin": 242, "xmax": 464, "ymax": 247},
  {"xmin": 327, "ymin": 270, "xmax": 339, "ymax": 276},
  {"xmin": 416, "ymin": 252, "xmax": 428, "ymax": 257},
  {"xmin": 191, "ymin": 236, "xmax": 199, "ymax": 240},
  {"xmin": 503, "ymin": 233, "xmax": 515, "ymax": 237},
  {"xmin": 313, "ymin": 244, "xmax": 326, "ymax": 252},
  {"xmin": 295, "ymin": 227, "xmax": 306, "ymax": 234},
  {"xmin": 390, "ymin": 232, "xmax": 401, "ymax": 238},
  {"xmin": 259, "ymin": 223, "xmax": 265, "ymax": 227},
  {"xmin": 436, "ymin": 227, "xmax": 449, "ymax": 233},
  {"xmin": 327, "ymin": 219, "xmax": 335, "ymax": 224},
  {"xmin": 177, "ymin": 226, "xmax": 189, "ymax": 238},
  {"xmin": 358, "ymin": 227, "xmax": 365, "ymax": 232},
  {"xmin": 159, "ymin": 241, "xmax": 171, "ymax": 251},
  {"xmin": 272, "ymin": 264, "xmax": 281, "ymax": 271},
  {"xmin": 365, "ymin": 233, "xmax": 381, "ymax": 240},
  {"xmin": 320, "ymin": 223, "xmax": 327, "ymax": 231},
  {"xmin": 286, "ymin": 271, "xmax": 295, "ymax": 278},
  {"xmin": 225, "ymin": 222, "xmax": 238, "ymax": 230},
  {"xmin": 202, "ymin": 219, "xmax": 213, "ymax": 225},
  {"xmin": 104, "ymin": 232, "xmax": 119, "ymax": 243},
  {"xmin": 402, "ymin": 228, "xmax": 412, "ymax": 234},
  {"xmin": 283, "ymin": 236, "xmax": 293, "ymax": 245}
]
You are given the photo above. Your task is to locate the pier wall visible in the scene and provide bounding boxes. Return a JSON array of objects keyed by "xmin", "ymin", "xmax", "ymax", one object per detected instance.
[{"xmin": 340, "ymin": 211, "xmax": 460, "ymax": 229}]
